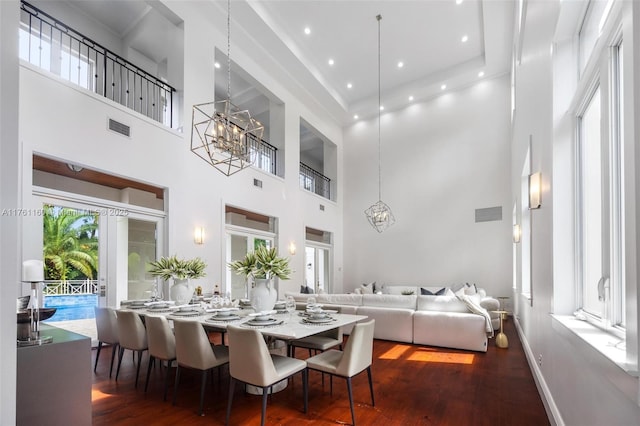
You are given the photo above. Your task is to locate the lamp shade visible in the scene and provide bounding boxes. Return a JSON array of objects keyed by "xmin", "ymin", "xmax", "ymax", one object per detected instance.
[{"xmin": 22, "ymin": 259, "xmax": 44, "ymax": 282}]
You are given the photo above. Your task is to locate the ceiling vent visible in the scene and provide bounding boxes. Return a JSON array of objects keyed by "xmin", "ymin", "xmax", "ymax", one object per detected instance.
[
  {"xmin": 253, "ymin": 178, "xmax": 263, "ymax": 188},
  {"xmin": 108, "ymin": 118, "xmax": 131, "ymax": 137}
]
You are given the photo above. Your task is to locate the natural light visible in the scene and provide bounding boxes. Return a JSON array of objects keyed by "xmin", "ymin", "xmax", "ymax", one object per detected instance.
[
  {"xmin": 91, "ymin": 389, "xmax": 113, "ymax": 402},
  {"xmin": 378, "ymin": 344, "xmax": 476, "ymax": 365}
]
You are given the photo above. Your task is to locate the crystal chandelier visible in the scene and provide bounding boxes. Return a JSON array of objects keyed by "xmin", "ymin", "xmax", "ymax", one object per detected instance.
[
  {"xmin": 190, "ymin": 0, "xmax": 263, "ymax": 176},
  {"xmin": 365, "ymin": 14, "xmax": 395, "ymax": 233}
]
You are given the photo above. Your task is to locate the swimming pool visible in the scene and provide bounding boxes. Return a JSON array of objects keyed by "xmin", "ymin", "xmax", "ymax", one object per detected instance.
[{"xmin": 44, "ymin": 294, "xmax": 98, "ymax": 321}]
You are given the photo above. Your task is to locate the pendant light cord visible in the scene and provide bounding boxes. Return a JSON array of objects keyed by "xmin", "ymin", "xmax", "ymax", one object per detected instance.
[
  {"xmin": 226, "ymin": 0, "xmax": 232, "ymax": 104},
  {"xmin": 377, "ymin": 14, "xmax": 382, "ymax": 202}
]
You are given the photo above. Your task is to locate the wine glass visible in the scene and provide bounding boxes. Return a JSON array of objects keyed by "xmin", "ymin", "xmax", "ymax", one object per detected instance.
[
  {"xmin": 306, "ymin": 296, "xmax": 316, "ymax": 308},
  {"xmin": 285, "ymin": 296, "xmax": 296, "ymax": 319}
]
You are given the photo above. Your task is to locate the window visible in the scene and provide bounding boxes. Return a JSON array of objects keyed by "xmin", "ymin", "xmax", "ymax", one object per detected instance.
[{"xmin": 575, "ymin": 40, "xmax": 624, "ymax": 332}]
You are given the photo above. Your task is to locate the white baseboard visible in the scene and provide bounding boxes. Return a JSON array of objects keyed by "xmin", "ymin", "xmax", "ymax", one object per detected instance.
[{"xmin": 514, "ymin": 318, "xmax": 564, "ymax": 426}]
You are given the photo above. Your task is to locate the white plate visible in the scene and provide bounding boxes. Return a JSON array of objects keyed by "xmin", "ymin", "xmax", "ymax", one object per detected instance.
[
  {"xmin": 206, "ymin": 315, "xmax": 241, "ymax": 322},
  {"xmin": 171, "ymin": 310, "xmax": 202, "ymax": 317},
  {"xmin": 303, "ymin": 316, "xmax": 334, "ymax": 324},
  {"xmin": 246, "ymin": 318, "xmax": 280, "ymax": 326}
]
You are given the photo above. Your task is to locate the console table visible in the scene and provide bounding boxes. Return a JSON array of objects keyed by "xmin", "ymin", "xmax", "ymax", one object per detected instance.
[{"xmin": 17, "ymin": 324, "xmax": 91, "ymax": 425}]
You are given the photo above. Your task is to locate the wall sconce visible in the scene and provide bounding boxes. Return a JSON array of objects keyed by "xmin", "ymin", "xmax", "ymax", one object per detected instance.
[
  {"xmin": 288, "ymin": 241, "xmax": 296, "ymax": 255},
  {"xmin": 194, "ymin": 227, "xmax": 205, "ymax": 245},
  {"xmin": 513, "ymin": 224, "xmax": 521, "ymax": 243},
  {"xmin": 529, "ymin": 172, "xmax": 542, "ymax": 209}
]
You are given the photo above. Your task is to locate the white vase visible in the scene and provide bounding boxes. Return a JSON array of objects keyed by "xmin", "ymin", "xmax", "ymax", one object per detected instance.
[
  {"xmin": 251, "ymin": 278, "xmax": 277, "ymax": 312},
  {"xmin": 170, "ymin": 278, "xmax": 194, "ymax": 305}
]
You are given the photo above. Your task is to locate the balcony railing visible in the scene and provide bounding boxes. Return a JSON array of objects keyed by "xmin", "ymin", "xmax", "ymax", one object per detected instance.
[
  {"xmin": 19, "ymin": 1, "xmax": 175, "ymax": 128},
  {"xmin": 43, "ymin": 279, "xmax": 99, "ymax": 295},
  {"xmin": 300, "ymin": 162, "xmax": 331, "ymax": 199},
  {"xmin": 248, "ymin": 132, "xmax": 278, "ymax": 175}
]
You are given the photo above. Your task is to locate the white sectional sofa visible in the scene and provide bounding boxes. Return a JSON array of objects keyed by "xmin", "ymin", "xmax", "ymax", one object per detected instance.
[{"xmin": 285, "ymin": 285, "xmax": 499, "ymax": 353}]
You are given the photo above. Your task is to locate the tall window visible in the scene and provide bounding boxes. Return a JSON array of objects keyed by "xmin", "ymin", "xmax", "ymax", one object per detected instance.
[{"xmin": 576, "ymin": 40, "xmax": 624, "ymax": 332}]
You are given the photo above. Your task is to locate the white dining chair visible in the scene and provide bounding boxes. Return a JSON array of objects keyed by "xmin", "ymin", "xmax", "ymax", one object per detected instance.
[
  {"xmin": 115, "ymin": 310, "xmax": 148, "ymax": 388},
  {"xmin": 305, "ymin": 319, "xmax": 375, "ymax": 426},
  {"xmin": 173, "ymin": 319, "xmax": 229, "ymax": 416},
  {"xmin": 225, "ymin": 324, "xmax": 308, "ymax": 426},
  {"xmin": 144, "ymin": 315, "xmax": 176, "ymax": 400},
  {"xmin": 94, "ymin": 306, "xmax": 119, "ymax": 377}
]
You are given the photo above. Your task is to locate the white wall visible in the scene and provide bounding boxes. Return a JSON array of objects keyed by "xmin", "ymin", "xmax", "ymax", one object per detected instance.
[
  {"xmin": 512, "ymin": 1, "xmax": 640, "ymax": 425},
  {"xmin": 0, "ymin": 2, "xmax": 20, "ymax": 423},
  {"xmin": 343, "ymin": 75, "xmax": 512, "ymax": 297},
  {"xmin": 17, "ymin": 1, "xmax": 345, "ymax": 304}
]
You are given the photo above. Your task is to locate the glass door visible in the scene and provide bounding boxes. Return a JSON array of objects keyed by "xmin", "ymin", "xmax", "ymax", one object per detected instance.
[
  {"xmin": 305, "ymin": 244, "xmax": 331, "ymax": 293},
  {"xmin": 225, "ymin": 230, "xmax": 274, "ymax": 300},
  {"xmin": 126, "ymin": 217, "xmax": 161, "ymax": 301}
]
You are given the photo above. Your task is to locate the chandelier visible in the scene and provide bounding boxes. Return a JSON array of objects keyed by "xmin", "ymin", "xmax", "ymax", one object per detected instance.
[
  {"xmin": 365, "ymin": 14, "xmax": 395, "ymax": 233},
  {"xmin": 190, "ymin": 0, "xmax": 264, "ymax": 176}
]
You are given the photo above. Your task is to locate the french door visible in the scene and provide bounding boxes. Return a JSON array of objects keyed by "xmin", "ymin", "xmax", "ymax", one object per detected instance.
[
  {"xmin": 304, "ymin": 243, "xmax": 331, "ymax": 294},
  {"xmin": 225, "ymin": 227, "xmax": 274, "ymax": 300}
]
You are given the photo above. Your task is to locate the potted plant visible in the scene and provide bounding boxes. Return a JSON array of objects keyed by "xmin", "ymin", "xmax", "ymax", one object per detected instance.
[
  {"xmin": 229, "ymin": 245, "xmax": 291, "ymax": 311},
  {"xmin": 148, "ymin": 255, "xmax": 206, "ymax": 304}
]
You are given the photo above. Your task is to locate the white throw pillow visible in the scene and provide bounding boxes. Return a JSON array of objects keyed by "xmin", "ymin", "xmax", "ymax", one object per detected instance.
[{"xmin": 360, "ymin": 282, "xmax": 375, "ymax": 294}]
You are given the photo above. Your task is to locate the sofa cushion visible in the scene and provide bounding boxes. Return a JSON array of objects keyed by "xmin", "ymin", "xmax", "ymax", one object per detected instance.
[
  {"xmin": 300, "ymin": 285, "xmax": 314, "ymax": 294},
  {"xmin": 356, "ymin": 305, "xmax": 414, "ymax": 343},
  {"xmin": 316, "ymin": 293, "xmax": 363, "ymax": 306},
  {"xmin": 416, "ymin": 295, "xmax": 469, "ymax": 313},
  {"xmin": 362, "ymin": 294, "xmax": 417, "ymax": 309},
  {"xmin": 385, "ymin": 285, "xmax": 419, "ymax": 295},
  {"xmin": 413, "ymin": 311, "xmax": 488, "ymax": 352}
]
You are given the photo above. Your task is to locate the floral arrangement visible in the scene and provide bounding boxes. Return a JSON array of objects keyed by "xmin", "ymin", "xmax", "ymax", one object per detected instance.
[
  {"xmin": 147, "ymin": 255, "xmax": 207, "ymax": 280},
  {"xmin": 229, "ymin": 245, "xmax": 291, "ymax": 280}
]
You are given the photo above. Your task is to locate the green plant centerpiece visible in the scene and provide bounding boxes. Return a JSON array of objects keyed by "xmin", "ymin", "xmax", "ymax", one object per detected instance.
[
  {"xmin": 229, "ymin": 246, "xmax": 291, "ymax": 312},
  {"xmin": 148, "ymin": 255, "xmax": 206, "ymax": 304}
]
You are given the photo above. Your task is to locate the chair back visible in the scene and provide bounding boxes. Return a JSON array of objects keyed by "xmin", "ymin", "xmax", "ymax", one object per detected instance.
[
  {"xmin": 116, "ymin": 310, "xmax": 147, "ymax": 351},
  {"xmin": 95, "ymin": 306, "xmax": 119, "ymax": 345},
  {"xmin": 227, "ymin": 325, "xmax": 278, "ymax": 387},
  {"xmin": 173, "ymin": 320, "xmax": 218, "ymax": 370},
  {"xmin": 145, "ymin": 315, "xmax": 176, "ymax": 361},
  {"xmin": 336, "ymin": 319, "xmax": 375, "ymax": 377}
]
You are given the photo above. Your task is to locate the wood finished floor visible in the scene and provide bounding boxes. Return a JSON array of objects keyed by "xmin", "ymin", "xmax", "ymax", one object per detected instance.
[{"xmin": 91, "ymin": 318, "xmax": 549, "ymax": 425}]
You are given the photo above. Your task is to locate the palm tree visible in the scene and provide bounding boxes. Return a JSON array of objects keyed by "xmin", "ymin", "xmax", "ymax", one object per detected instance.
[{"xmin": 43, "ymin": 205, "xmax": 98, "ymax": 280}]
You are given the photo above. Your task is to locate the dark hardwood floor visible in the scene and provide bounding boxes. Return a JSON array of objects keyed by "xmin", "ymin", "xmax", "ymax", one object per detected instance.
[{"xmin": 91, "ymin": 318, "xmax": 549, "ymax": 425}]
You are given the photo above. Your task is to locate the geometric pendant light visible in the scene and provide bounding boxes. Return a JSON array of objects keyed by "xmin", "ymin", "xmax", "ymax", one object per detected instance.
[
  {"xmin": 365, "ymin": 14, "xmax": 395, "ymax": 232},
  {"xmin": 190, "ymin": 0, "xmax": 264, "ymax": 176}
]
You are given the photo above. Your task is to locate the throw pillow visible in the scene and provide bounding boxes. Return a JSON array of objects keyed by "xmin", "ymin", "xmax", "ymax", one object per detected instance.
[
  {"xmin": 300, "ymin": 285, "xmax": 315, "ymax": 294},
  {"xmin": 421, "ymin": 287, "xmax": 447, "ymax": 295},
  {"xmin": 451, "ymin": 282, "xmax": 465, "ymax": 292},
  {"xmin": 464, "ymin": 282, "xmax": 478, "ymax": 295},
  {"xmin": 360, "ymin": 281, "xmax": 375, "ymax": 294}
]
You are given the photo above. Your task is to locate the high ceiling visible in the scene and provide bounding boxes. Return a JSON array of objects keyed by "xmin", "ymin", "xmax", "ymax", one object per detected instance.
[{"xmin": 62, "ymin": 0, "xmax": 515, "ymax": 125}]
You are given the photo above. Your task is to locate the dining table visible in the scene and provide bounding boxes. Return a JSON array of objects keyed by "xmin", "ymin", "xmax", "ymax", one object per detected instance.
[{"xmin": 118, "ymin": 301, "xmax": 368, "ymax": 393}]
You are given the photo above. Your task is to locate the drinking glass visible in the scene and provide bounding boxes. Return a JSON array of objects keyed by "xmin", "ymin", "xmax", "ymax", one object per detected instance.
[{"xmin": 285, "ymin": 296, "xmax": 296, "ymax": 319}]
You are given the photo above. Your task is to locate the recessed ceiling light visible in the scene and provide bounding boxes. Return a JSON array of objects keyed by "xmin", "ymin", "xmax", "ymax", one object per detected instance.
[
  {"xmin": 379, "ymin": 105, "xmax": 384, "ymax": 111},
  {"xmin": 328, "ymin": 58, "xmax": 335, "ymax": 66},
  {"xmin": 347, "ymin": 83, "xmax": 353, "ymax": 89},
  {"xmin": 408, "ymin": 95, "xmax": 414, "ymax": 101},
  {"xmin": 456, "ymin": 0, "xmax": 464, "ymax": 5},
  {"xmin": 478, "ymin": 71, "xmax": 485, "ymax": 77},
  {"xmin": 354, "ymin": 114, "xmax": 359, "ymax": 120},
  {"xmin": 304, "ymin": 27, "xmax": 311, "ymax": 35},
  {"xmin": 441, "ymin": 84, "xmax": 447, "ymax": 90},
  {"xmin": 461, "ymin": 35, "xmax": 468, "ymax": 43},
  {"xmin": 397, "ymin": 61, "xmax": 404, "ymax": 68},
  {"xmin": 214, "ymin": 62, "xmax": 221, "ymax": 69}
]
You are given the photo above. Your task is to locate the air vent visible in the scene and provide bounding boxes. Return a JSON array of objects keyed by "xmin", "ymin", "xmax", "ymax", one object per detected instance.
[
  {"xmin": 253, "ymin": 178, "xmax": 263, "ymax": 188},
  {"xmin": 475, "ymin": 206, "xmax": 502, "ymax": 223},
  {"xmin": 108, "ymin": 118, "xmax": 131, "ymax": 137},
  {"xmin": 319, "ymin": 204, "xmax": 325, "ymax": 211}
]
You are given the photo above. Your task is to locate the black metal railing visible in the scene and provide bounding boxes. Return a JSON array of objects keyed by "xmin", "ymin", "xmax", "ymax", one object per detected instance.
[
  {"xmin": 19, "ymin": 1, "xmax": 175, "ymax": 128},
  {"xmin": 248, "ymin": 132, "xmax": 278, "ymax": 175},
  {"xmin": 300, "ymin": 162, "xmax": 331, "ymax": 199}
]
